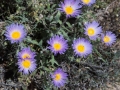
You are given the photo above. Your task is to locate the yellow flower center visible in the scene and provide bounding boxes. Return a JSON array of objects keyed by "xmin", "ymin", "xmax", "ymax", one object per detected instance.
[
  {"xmin": 65, "ymin": 6, "xmax": 74, "ymax": 15},
  {"xmin": 103, "ymin": 36, "xmax": 110, "ymax": 43},
  {"xmin": 22, "ymin": 53, "xmax": 30, "ymax": 59},
  {"xmin": 87, "ymin": 28, "xmax": 95, "ymax": 36},
  {"xmin": 77, "ymin": 44, "xmax": 85, "ymax": 53},
  {"xmin": 22, "ymin": 60, "xmax": 31, "ymax": 68},
  {"xmin": 11, "ymin": 31, "xmax": 21, "ymax": 40},
  {"xmin": 82, "ymin": 0, "xmax": 90, "ymax": 4},
  {"xmin": 55, "ymin": 74, "xmax": 61, "ymax": 81},
  {"xmin": 53, "ymin": 43, "xmax": 61, "ymax": 51}
]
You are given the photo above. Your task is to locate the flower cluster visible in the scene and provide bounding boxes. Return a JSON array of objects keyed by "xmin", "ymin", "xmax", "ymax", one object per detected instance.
[
  {"xmin": 47, "ymin": 24, "xmax": 116, "ymax": 87},
  {"xmin": 4, "ymin": 23, "xmax": 37, "ymax": 74},
  {"xmin": 47, "ymin": 35, "xmax": 93, "ymax": 57},
  {"xmin": 83, "ymin": 21, "xmax": 116, "ymax": 46},
  {"xmin": 4, "ymin": 0, "xmax": 117, "ymax": 89},
  {"xmin": 47, "ymin": 28, "xmax": 116, "ymax": 58},
  {"xmin": 17, "ymin": 47, "xmax": 37, "ymax": 74}
]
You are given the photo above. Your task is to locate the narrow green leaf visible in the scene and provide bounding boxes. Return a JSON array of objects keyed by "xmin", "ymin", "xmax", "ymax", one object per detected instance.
[{"xmin": 26, "ymin": 36, "xmax": 39, "ymax": 45}]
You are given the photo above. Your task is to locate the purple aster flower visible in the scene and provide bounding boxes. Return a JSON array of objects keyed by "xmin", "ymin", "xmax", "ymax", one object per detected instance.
[
  {"xmin": 81, "ymin": 0, "xmax": 96, "ymax": 6},
  {"xmin": 72, "ymin": 38, "xmax": 92, "ymax": 57},
  {"xmin": 101, "ymin": 31, "xmax": 116, "ymax": 46},
  {"xmin": 84, "ymin": 21, "xmax": 102, "ymax": 40},
  {"xmin": 58, "ymin": 0, "xmax": 82, "ymax": 18},
  {"xmin": 17, "ymin": 47, "xmax": 36, "ymax": 59},
  {"xmin": 51, "ymin": 68, "xmax": 68, "ymax": 88},
  {"xmin": 47, "ymin": 35, "xmax": 68, "ymax": 55},
  {"xmin": 17, "ymin": 58, "xmax": 37, "ymax": 74},
  {"xmin": 5, "ymin": 23, "xmax": 27, "ymax": 43}
]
